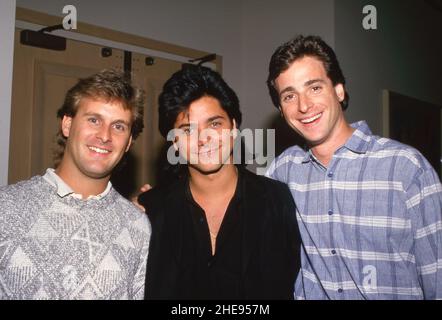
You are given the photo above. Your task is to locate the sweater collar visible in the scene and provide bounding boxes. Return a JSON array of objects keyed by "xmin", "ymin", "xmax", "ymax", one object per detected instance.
[{"xmin": 42, "ymin": 168, "xmax": 112, "ymax": 200}]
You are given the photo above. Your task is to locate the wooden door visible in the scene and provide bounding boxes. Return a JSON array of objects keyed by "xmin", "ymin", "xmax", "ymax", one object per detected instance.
[
  {"xmin": 384, "ymin": 90, "xmax": 442, "ymax": 178},
  {"xmin": 9, "ymin": 28, "xmax": 193, "ymax": 198},
  {"xmin": 9, "ymin": 29, "xmax": 123, "ymax": 184},
  {"xmin": 110, "ymin": 53, "xmax": 183, "ymax": 197}
]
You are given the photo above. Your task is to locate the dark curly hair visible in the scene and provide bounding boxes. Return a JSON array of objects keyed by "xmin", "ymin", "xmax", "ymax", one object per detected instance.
[
  {"xmin": 158, "ymin": 64, "xmax": 242, "ymax": 138},
  {"xmin": 267, "ymin": 35, "xmax": 349, "ymax": 111},
  {"xmin": 155, "ymin": 64, "xmax": 243, "ymax": 183}
]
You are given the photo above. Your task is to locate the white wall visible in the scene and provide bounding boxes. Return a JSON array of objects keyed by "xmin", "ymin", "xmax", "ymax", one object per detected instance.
[
  {"xmin": 239, "ymin": 0, "xmax": 335, "ymax": 131},
  {"xmin": 335, "ymin": 0, "xmax": 442, "ymax": 135},
  {"xmin": 8, "ymin": 0, "xmax": 442, "ymax": 179},
  {"xmin": 16, "ymin": 0, "xmax": 244, "ymax": 108},
  {"xmin": 0, "ymin": 0, "xmax": 16, "ymax": 186},
  {"xmin": 9, "ymin": 0, "xmax": 336, "ymax": 176},
  {"xmin": 15, "ymin": 0, "xmax": 335, "ymax": 131}
]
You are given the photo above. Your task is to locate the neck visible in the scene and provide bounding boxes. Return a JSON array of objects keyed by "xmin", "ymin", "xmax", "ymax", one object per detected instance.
[
  {"xmin": 55, "ymin": 160, "xmax": 109, "ymax": 199},
  {"xmin": 310, "ymin": 118, "xmax": 354, "ymax": 167},
  {"xmin": 189, "ymin": 164, "xmax": 238, "ymax": 199}
]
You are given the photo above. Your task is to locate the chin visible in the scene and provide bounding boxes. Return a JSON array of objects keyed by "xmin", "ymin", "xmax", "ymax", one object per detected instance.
[
  {"xmin": 307, "ymin": 135, "xmax": 328, "ymax": 147},
  {"xmin": 81, "ymin": 167, "xmax": 113, "ymax": 179},
  {"xmin": 190, "ymin": 163, "xmax": 224, "ymax": 175},
  {"xmin": 88, "ymin": 173, "xmax": 112, "ymax": 180}
]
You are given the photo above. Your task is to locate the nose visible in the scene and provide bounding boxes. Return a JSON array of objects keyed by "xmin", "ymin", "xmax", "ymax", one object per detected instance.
[
  {"xmin": 97, "ymin": 124, "xmax": 112, "ymax": 143},
  {"xmin": 197, "ymin": 127, "xmax": 212, "ymax": 147},
  {"xmin": 298, "ymin": 93, "xmax": 312, "ymax": 113}
]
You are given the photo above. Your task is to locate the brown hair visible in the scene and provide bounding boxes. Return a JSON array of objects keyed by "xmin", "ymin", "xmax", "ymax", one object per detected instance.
[
  {"xmin": 267, "ymin": 35, "xmax": 349, "ymax": 111},
  {"xmin": 54, "ymin": 69, "xmax": 145, "ymax": 165}
]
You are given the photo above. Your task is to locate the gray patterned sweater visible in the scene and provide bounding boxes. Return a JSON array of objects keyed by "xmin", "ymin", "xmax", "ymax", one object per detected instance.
[{"xmin": 0, "ymin": 175, "xmax": 151, "ymax": 300}]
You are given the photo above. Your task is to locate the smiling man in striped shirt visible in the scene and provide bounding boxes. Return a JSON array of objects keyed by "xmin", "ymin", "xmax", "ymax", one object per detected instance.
[{"xmin": 265, "ymin": 35, "xmax": 442, "ymax": 299}]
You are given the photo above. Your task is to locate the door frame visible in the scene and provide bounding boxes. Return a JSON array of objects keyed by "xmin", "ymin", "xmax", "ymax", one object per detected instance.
[
  {"xmin": 15, "ymin": 7, "xmax": 222, "ymax": 71},
  {"xmin": 10, "ymin": 6, "xmax": 222, "ymax": 185},
  {"xmin": 382, "ymin": 89, "xmax": 442, "ymax": 176}
]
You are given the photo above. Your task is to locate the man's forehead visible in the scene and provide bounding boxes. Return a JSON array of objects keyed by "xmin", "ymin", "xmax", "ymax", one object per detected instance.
[
  {"xmin": 175, "ymin": 109, "xmax": 226, "ymax": 124},
  {"xmin": 276, "ymin": 58, "xmax": 330, "ymax": 88},
  {"xmin": 76, "ymin": 97, "xmax": 133, "ymax": 121},
  {"xmin": 289, "ymin": 57, "xmax": 326, "ymax": 75},
  {"xmin": 78, "ymin": 97, "xmax": 128, "ymax": 112},
  {"xmin": 175, "ymin": 115, "xmax": 220, "ymax": 126}
]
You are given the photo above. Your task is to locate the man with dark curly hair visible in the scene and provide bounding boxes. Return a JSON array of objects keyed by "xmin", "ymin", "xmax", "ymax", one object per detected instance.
[{"xmin": 138, "ymin": 65, "xmax": 301, "ymax": 299}]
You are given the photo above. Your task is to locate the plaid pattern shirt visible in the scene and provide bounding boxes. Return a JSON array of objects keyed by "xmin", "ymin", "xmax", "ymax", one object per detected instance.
[{"xmin": 266, "ymin": 121, "xmax": 442, "ymax": 299}]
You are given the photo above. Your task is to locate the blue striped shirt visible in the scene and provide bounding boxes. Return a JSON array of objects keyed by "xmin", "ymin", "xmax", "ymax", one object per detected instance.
[{"xmin": 266, "ymin": 121, "xmax": 442, "ymax": 299}]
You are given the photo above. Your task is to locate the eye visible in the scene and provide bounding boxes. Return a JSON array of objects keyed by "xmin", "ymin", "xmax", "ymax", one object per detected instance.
[
  {"xmin": 210, "ymin": 121, "xmax": 222, "ymax": 128},
  {"xmin": 113, "ymin": 123, "xmax": 127, "ymax": 132},
  {"xmin": 282, "ymin": 93, "xmax": 296, "ymax": 103},
  {"xmin": 88, "ymin": 117, "xmax": 99, "ymax": 125},
  {"xmin": 183, "ymin": 127, "xmax": 194, "ymax": 135},
  {"xmin": 311, "ymin": 86, "xmax": 322, "ymax": 93}
]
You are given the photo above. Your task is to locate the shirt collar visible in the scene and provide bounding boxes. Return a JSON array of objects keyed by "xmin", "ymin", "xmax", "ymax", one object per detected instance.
[
  {"xmin": 301, "ymin": 148, "xmax": 313, "ymax": 163},
  {"xmin": 184, "ymin": 166, "xmax": 243, "ymax": 204},
  {"xmin": 42, "ymin": 168, "xmax": 112, "ymax": 200},
  {"xmin": 344, "ymin": 121, "xmax": 372, "ymax": 154},
  {"xmin": 301, "ymin": 120, "xmax": 372, "ymax": 163}
]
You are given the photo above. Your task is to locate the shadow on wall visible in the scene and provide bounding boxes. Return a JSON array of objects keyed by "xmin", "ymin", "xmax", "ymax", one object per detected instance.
[
  {"xmin": 111, "ymin": 142, "xmax": 177, "ymax": 198},
  {"xmin": 110, "ymin": 151, "xmax": 138, "ymax": 199},
  {"xmin": 265, "ymin": 113, "xmax": 305, "ymax": 157}
]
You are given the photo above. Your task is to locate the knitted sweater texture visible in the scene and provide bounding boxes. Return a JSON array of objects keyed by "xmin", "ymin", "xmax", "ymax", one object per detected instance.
[{"xmin": 0, "ymin": 176, "xmax": 150, "ymax": 300}]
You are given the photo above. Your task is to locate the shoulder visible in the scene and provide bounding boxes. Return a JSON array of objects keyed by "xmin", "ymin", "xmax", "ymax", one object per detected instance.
[
  {"xmin": 370, "ymin": 135, "xmax": 434, "ymax": 171},
  {"xmin": 0, "ymin": 176, "xmax": 51, "ymax": 235},
  {"xmin": 242, "ymin": 170, "xmax": 297, "ymax": 228},
  {"xmin": 138, "ymin": 179, "xmax": 183, "ymax": 210},
  {"xmin": 112, "ymin": 189, "xmax": 146, "ymax": 216},
  {"xmin": 274, "ymin": 145, "xmax": 306, "ymax": 165},
  {"xmin": 0, "ymin": 175, "xmax": 44, "ymax": 192},
  {"xmin": 0, "ymin": 175, "xmax": 48, "ymax": 205},
  {"xmin": 111, "ymin": 190, "xmax": 151, "ymax": 233},
  {"xmin": 367, "ymin": 135, "xmax": 438, "ymax": 187},
  {"xmin": 137, "ymin": 180, "xmax": 187, "ymax": 228},
  {"xmin": 245, "ymin": 168, "xmax": 287, "ymax": 187},
  {"xmin": 266, "ymin": 145, "xmax": 306, "ymax": 182},
  {"xmin": 242, "ymin": 169, "xmax": 293, "ymax": 202}
]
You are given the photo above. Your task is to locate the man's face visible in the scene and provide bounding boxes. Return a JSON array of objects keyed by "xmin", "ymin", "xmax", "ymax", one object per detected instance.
[
  {"xmin": 60, "ymin": 97, "xmax": 133, "ymax": 181},
  {"xmin": 274, "ymin": 56, "xmax": 346, "ymax": 148},
  {"xmin": 173, "ymin": 95, "xmax": 236, "ymax": 175}
]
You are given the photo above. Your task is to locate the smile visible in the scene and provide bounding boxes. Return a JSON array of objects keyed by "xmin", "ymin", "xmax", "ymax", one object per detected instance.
[
  {"xmin": 197, "ymin": 147, "xmax": 220, "ymax": 156},
  {"xmin": 88, "ymin": 146, "xmax": 111, "ymax": 154},
  {"xmin": 300, "ymin": 113, "xmax": 322, "ymax": 124}
]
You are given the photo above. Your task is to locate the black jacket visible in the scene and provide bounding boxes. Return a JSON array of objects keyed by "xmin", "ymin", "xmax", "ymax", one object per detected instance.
[{"xmin": 139, "ymin": 168, "xmax": 301, "ymax": 300}]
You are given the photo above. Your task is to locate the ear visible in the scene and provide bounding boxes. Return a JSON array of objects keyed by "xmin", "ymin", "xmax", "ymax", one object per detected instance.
[
  {"xmin": 125, "ymin": 135, "xmax": 133, "ymax": 152},
  {"xmin": 334, "ymin": 83, "xmax": 345, "ymax": 102},
  {"xmin": 61, "ymin": 115, "xmax": 73, "ymax": 138},
  {"xmin": 278, "ymin": 106, "xmax": 284, "ymax": 117}
]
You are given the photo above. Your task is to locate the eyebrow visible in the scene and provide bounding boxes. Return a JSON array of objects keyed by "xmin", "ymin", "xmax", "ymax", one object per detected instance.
[
  {"xmin": 206, "ymin": 115, "xmax": 225, "ymax": 123},
  {"xmin": 305, "ymin": 79, "xmax": 326, "ymax": 86},
  {"xmin": 178, "ymin": 123, "xmax": 192, "ymax": 129},
  {"xmin": 83, "ymin": 112, "xmax": 131, "ymax": 126},
  {"xmin": 279, "ymin": 78, "xmax": 326, "ymax": 97},
  {"xmin": 177, "ymin": 115, "xmax": 226, "ymax": 129}
]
